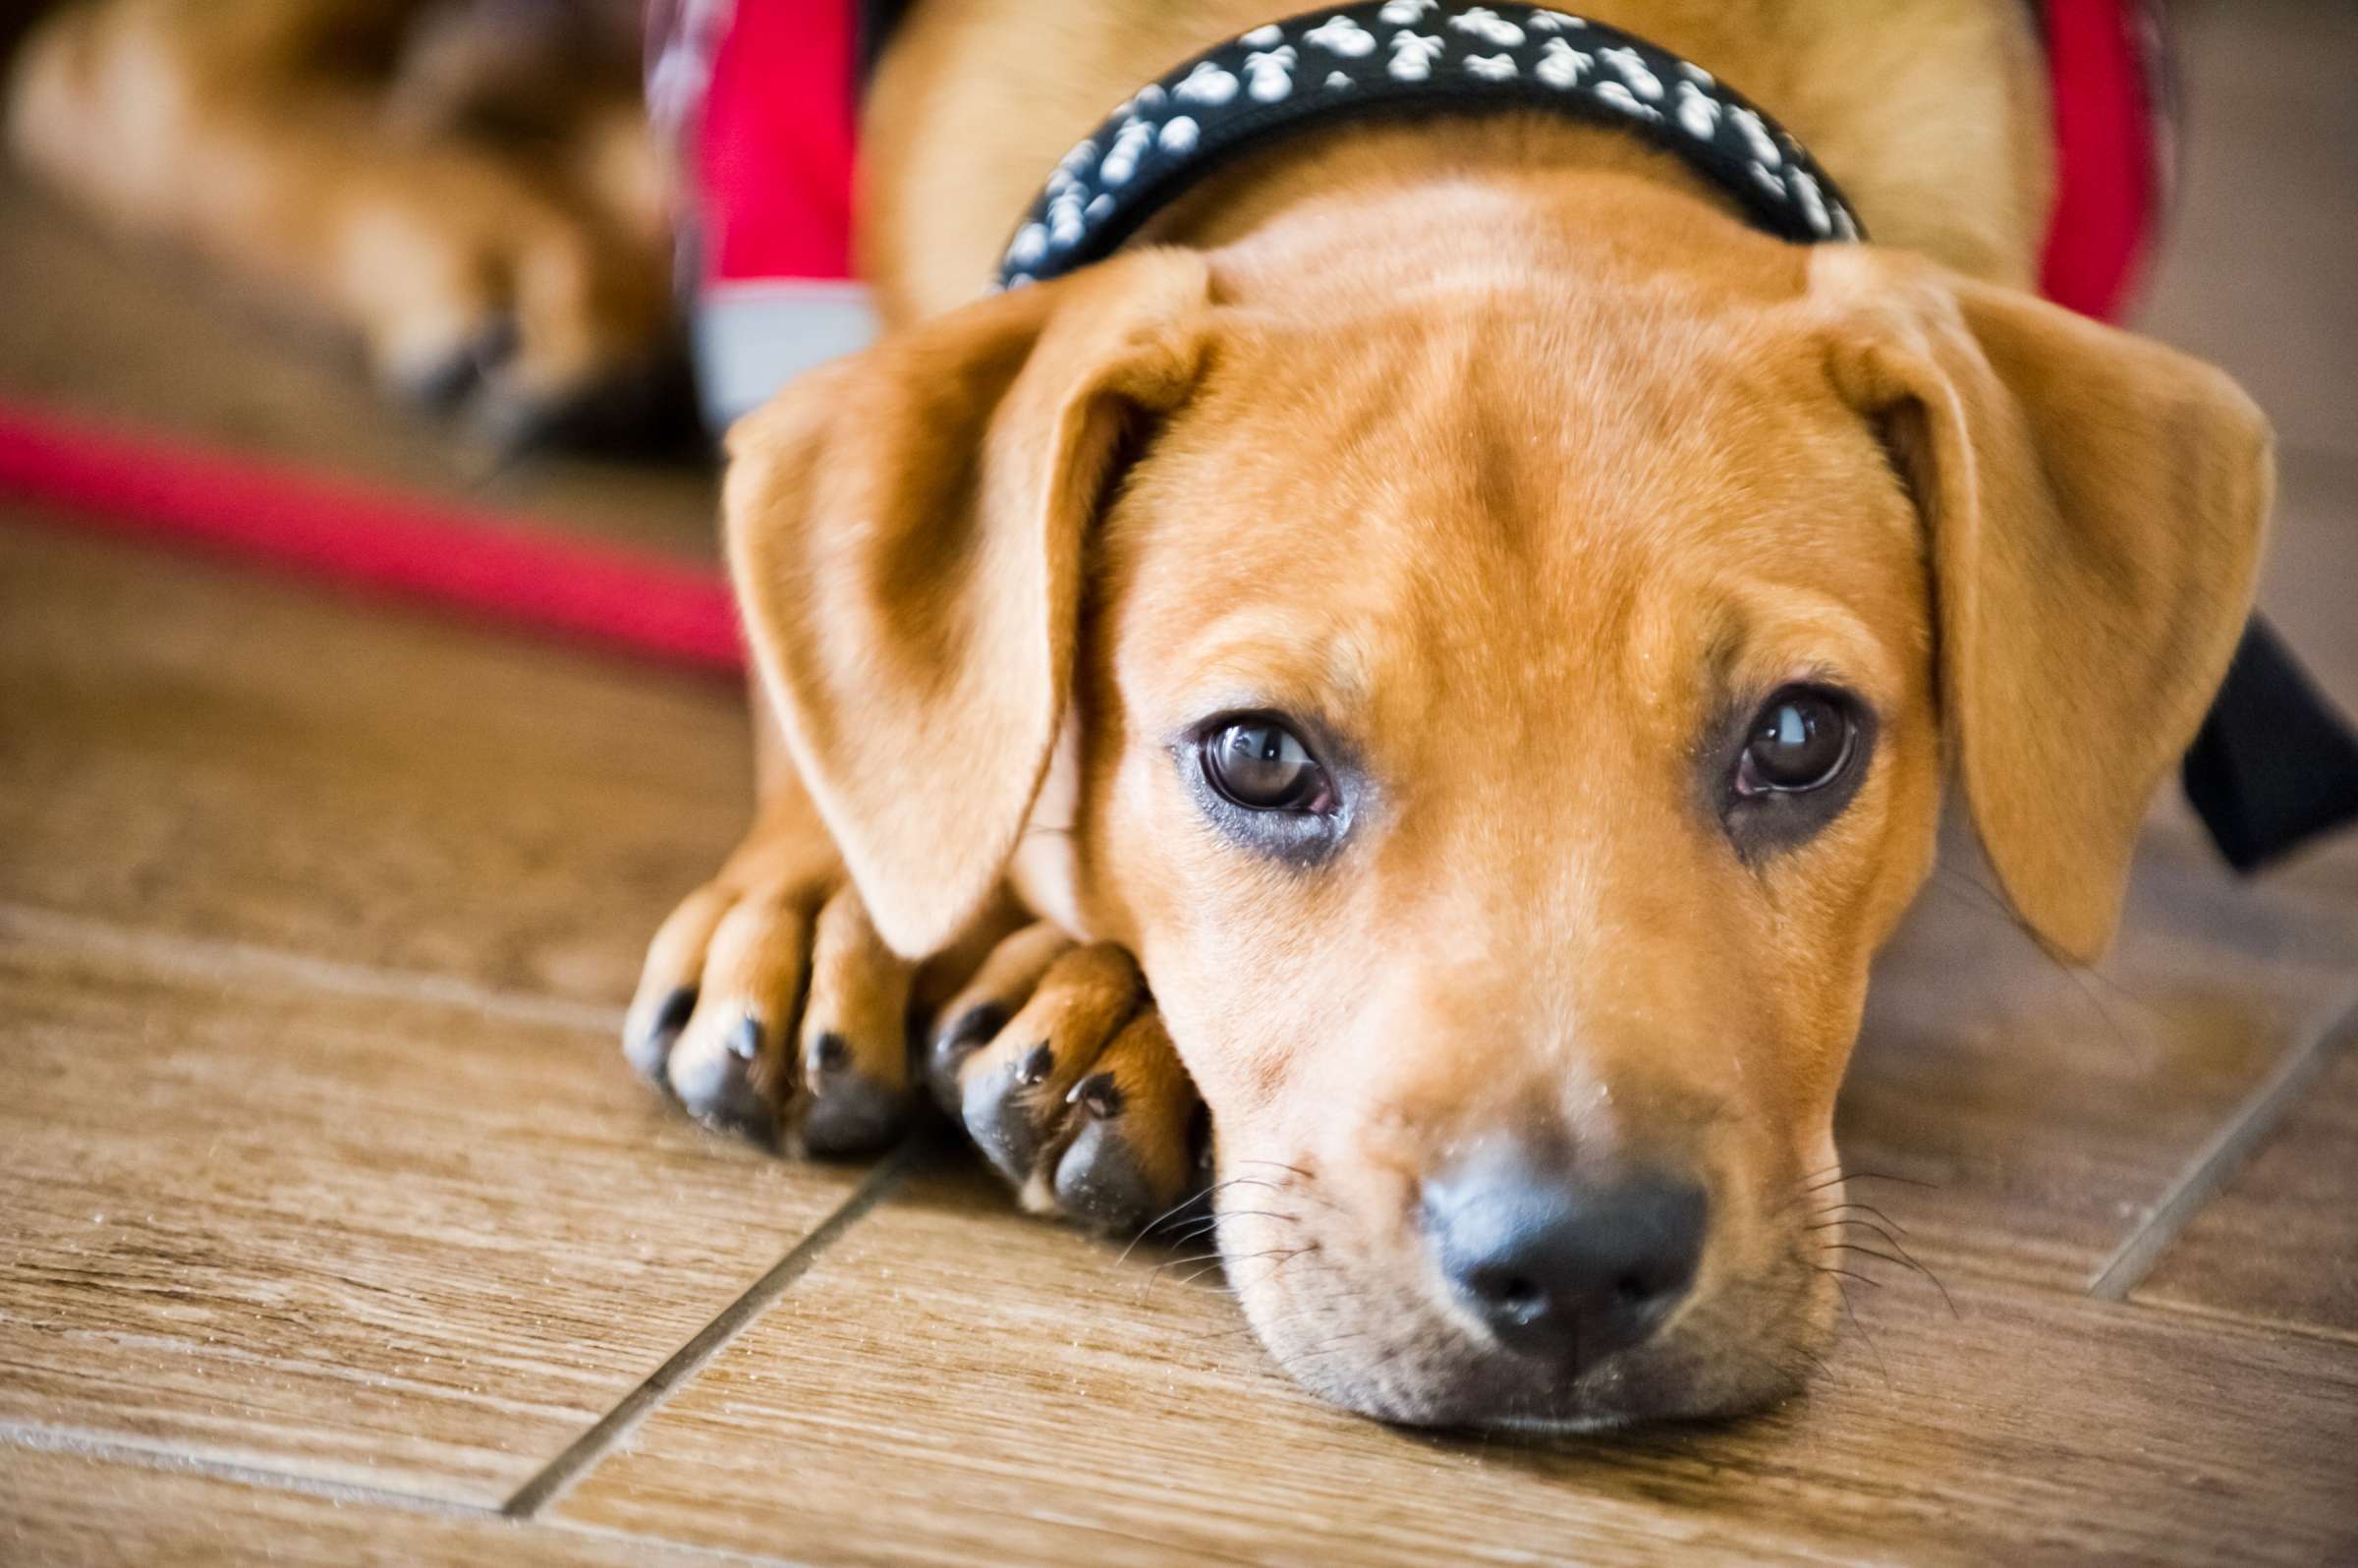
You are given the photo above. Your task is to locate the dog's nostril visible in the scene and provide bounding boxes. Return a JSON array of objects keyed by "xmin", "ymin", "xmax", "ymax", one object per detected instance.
[
  {"xmin": 1424, "ymin": 1148, "xmax": 1708, "ymax": 1369},
  {"xmin": 1475, "ymin": 1269, "xmax": 1547, "ymax": 1323}
]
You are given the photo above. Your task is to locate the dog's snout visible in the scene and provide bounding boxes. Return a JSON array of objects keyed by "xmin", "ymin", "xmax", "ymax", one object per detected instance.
[{"xmin": 1422, "ymin": 1147, "xmax": 1707, "ymax": 1368}]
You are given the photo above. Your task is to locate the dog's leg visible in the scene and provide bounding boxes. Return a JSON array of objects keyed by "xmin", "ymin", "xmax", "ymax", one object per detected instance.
[
  {"xmin": 7, "ymin": 0, "xmax": 670, "ymax": 440},
  {"xmin": 927, "ymin": 937, "xmax": 1203, "ymax": 1234}
]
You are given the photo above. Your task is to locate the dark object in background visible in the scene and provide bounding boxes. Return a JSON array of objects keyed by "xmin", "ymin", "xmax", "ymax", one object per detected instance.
[{"xmin": 2184, "ymin": 620, "xmax": 2358, "ymax": 872}]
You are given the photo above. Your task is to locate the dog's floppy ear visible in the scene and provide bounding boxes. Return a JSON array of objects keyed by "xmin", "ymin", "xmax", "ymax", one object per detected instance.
[
  {"xmin": 724, "ymin": 250, "xmax": 1211, "ymax": 956},
  {"xmin": 1814, "ymin": 248, "xmax": 2272, "ymax": 962}
]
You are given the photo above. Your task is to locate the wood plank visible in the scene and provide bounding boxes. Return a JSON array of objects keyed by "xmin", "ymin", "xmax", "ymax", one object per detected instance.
[
  {"xmin": 1835, "ymin": 818, "xmax": 2358, "ymax": 1287},
  {"xmin": 0, "ymin": 925, "xmax": 862, "ymax": 1504},
  {"xmin": 0, "ymin": 1444, "xmax": 736, "ymax": 1568},
  {"xmin": 557, "ymin": 1163, "xmax": 2358, "ymax": 1568},
  {"xmin": 0, "ymin": 521, "xmax": 747, "ymax": 1005},
  {"xmin": 2133, "ymin": 1042, "xmax": 2358, "ymax": 1343}
]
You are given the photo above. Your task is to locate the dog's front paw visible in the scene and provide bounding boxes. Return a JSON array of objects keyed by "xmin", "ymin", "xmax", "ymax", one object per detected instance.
[
  {"xmin": 925, "ymin": 932, "xmax": 1205, "ymax": 1233},
  {"xmin": 625, "ymin": 863, "xmax": 919, "ymax": 1160}
]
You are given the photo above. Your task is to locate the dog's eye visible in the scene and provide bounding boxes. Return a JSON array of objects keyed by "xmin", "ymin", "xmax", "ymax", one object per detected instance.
[
  {"xmin": 1734, "ymin": 688, "xmax": 1854, "ymax": 796},
  {"xmin": 1203, "ymin": 719, "xmax": 1333, "ymax": 812}
]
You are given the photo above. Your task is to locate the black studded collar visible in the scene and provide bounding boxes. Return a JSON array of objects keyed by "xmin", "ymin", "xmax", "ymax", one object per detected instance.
[{"xmin": 997, "ymin": 1, "xmax": 1864, "ymax": 289}]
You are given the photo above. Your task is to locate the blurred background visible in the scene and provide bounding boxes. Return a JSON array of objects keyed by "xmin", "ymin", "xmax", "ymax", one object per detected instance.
[{"xmin": 0, "ymin": 1, "xmax": 2348, "ymax": 686}]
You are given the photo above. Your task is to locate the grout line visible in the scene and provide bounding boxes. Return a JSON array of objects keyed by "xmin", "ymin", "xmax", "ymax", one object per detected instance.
[
  {"xmin": 501, "ymin": 1143, "xmax": 920, "ymax": 1521},
  {"xmin": 2088, "ymin": 979, "xmax": 2358, "ymax": 1302},
  {"xmin": 0, "ymin": 1421, "xmax": 818, "ymax": 1563},
  {"xmin": 0, "ymin": 901, "xmax": 623, "ymax": 1035},
  {"xmin": 0, "ymin": 1419, "xmax": 499, "ymax": 1521}
]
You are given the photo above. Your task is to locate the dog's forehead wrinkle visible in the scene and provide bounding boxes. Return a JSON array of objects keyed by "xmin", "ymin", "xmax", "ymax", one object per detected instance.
[
  {"xmin": 1140, "ymin": 307, "xmax": 1809, "ymax": 615},
  {"xmin": 1158, "ymin": 600, "xmax": 1377, "ymax": 706}
]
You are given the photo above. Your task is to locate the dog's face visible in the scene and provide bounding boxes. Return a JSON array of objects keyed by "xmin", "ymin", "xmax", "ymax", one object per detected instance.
[
  {"xmin": 1071, "ymin": 273, "xmax": 1942, "ymax": 1423},
  {"xmin": 727, "ymin": 221, "xmax": 2267, "ymax": 1427}
]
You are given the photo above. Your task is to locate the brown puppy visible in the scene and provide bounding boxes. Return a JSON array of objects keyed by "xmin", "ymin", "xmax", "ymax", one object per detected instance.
[
  {"xmin": 13, "ymin": 0, "xmax": 2272, "ymax": 1428},
  {"xmin": 638, "ymin": 0, "xmax": 2270, "ymax": 1428}
]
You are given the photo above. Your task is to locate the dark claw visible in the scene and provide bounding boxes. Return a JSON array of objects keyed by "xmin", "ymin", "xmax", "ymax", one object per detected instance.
[
  {"xmin": 1016, "ymin": 1042, "xmax": 1055, "ymax": 1088},
  {"xmin": 1069, "ymin": 1071, "xmax": 1125, "ymax": 1120},
  {"xmin": 473, "ymin": 336, "xmax": 702, "ymax": 460},
  {"xmin": 398, "ymin": 315, "xmax": 519, "ymax": 412},
  {"xmin": 624, "ymin": 986, "xmax": 697, "ymax": 1082},
  {"xmin": 928, "ymin": 1004, "xmax": 1009, "ymax": 1110},
  {"xmin": 699, "ymin": 1086, "xmax": 781, "ymax": 1148},
  {"xmin": 963, "ymin": 1053, "xmax": 1049, "ymax": 1185},
  {"xmin": 809, "ymin": 1031, "xmax": 852, "ymax": 1074}
]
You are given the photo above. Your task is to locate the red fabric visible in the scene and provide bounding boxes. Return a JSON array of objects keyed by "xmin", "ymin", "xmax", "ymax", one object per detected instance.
[
  {"xmin": 2037, "ymin": 0, "xmax": 2164, "ymax": 321},
  {"xmin": 698, "ymin": 0, "xmax": 859, "ymax": 283},
  {"xmin": 0, "ymin": 402, "xmax": 745, "ymax": 675}
]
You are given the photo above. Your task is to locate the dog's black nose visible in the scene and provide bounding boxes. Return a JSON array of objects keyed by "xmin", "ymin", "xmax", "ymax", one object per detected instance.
[{"xmin": 1423, "ymin": 1148, "xmax": 1707, "ymax": 1367}]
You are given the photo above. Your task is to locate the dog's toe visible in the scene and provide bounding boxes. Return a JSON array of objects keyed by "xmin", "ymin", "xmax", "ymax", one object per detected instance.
[
  {"xmin": 625, "ymin": 883, "xmax": 738, "ymax": 1085},
  {"xmin": 953, "ymin": 942, "xmax": 1141, "ymax": 1190},
  {"xmin": 934, "ymin": 940, "xmax": 1202, "ymax": 1232},
  {"xmin": 791, "ymin": 887, "xmax": 920, "ymax": 1159},
  {"xmin": 669, "ymin": 1016, "xmax": 784, "ymax": 1147},
  {"xmin": 661, "ymin": 885, "xmax": 807, "ymax": 1143},
  {"xmin": 628, "ymin": 872, "xmax": 925, "ymax": 1158},
  {"xmin": 1049, "ymin": 1013, "xmax": 1200, "ymax": 1232},
  {"xmin": 926, "ymin": 921, "xmax": 1074, "ymax": 1111}
]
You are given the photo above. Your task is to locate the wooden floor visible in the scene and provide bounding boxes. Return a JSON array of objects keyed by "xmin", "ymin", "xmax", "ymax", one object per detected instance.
[{"xmin": 4, "ymin": 4, "xmax": 2355, "ymax": 1562}]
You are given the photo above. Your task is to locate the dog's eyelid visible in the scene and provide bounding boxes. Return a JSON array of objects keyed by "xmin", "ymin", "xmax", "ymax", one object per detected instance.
[
  {"xmin": 1169, "ymin": 699, "xmax": 1358, "ymax": 772},
  {"xmin": 1721, "ymin": 666, "xmax": 1881, "ymax": 734}
]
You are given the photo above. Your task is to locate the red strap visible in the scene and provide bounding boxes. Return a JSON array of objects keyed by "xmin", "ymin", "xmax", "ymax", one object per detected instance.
[
  {"xmin": 2037, "ymin": 0, "xmax": 2165, "ymax": 322},
  {"xmin": 0, "ymin": 402, "xmax": 745, "ymax": 675},
  {"xmin": 698, "ymin": 0, "xmax": 860, "ymax": 284}
]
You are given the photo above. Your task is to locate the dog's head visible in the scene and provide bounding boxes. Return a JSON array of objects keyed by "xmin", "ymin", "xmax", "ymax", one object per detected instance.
[{"xmin": 724, "ymin": 197, "xmax": 2268, "ymax": 1427}]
